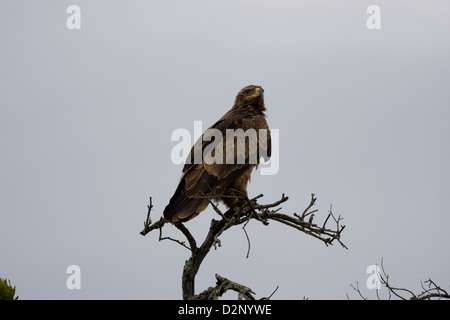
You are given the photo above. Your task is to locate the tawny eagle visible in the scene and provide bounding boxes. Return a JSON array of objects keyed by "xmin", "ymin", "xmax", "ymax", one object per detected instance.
[{"xmin": 163, "ymin": 85, "xmax": 271, "ymax": 223}]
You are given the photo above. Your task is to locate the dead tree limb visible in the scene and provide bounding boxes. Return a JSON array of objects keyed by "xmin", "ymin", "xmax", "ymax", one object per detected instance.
[
  {"xmin": 140, "ymin": 193, "xmax": 347, "ymax": 299},
  {"xmin": 348, "ymin": 258, "xmax": 450, "ymax": 300},
  {"xmin": 195, "ymin": 274, "xmax": 256, "ymax": 300}
]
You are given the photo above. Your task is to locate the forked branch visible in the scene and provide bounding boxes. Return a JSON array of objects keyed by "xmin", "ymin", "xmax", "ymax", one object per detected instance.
[
  {"xmin": 348, "ymin": 258, "xmax": 450, "ymax": 300},
  {"xmin": 140, "ymin": 193, "xmax": 347, "ymax": 299}
]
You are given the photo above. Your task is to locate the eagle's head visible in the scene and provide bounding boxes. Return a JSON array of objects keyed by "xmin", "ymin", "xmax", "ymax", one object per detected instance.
[{"xmin": 234, "ymin": 85, "xmax": 266, "ymax": 112}]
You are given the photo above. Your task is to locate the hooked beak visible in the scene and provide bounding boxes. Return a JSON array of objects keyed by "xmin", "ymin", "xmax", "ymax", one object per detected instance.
[{"xmin": 254, "ymin": 87, "xmax": 264, "ymax": 98}]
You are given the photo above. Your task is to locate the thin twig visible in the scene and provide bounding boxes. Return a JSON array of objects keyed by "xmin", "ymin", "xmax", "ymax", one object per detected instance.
[
  {"xmin": 242, "ymin": 222, "xmax": 251, "ymax": 259},
  {"xmin": 158, "ymin": 227, "xmax": 191, "ymax": 251},
  {"xmin": 260, "ymin": 286, "xmax": 279, "ymax": 300},
  {"xmin": 140, "ymin": 197, "xmax": 166, "ymax": 236}
]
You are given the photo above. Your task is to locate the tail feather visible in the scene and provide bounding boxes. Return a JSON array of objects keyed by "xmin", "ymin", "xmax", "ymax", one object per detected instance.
[{"xmin": 163, "ymin": 179, "xmax": 206, "ymax": 223}]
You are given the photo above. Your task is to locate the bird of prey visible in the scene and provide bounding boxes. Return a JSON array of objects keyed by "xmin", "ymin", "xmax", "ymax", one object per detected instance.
[{"xmin": 163, "ymin": 85, "xmax": 271, "ymax": 223}]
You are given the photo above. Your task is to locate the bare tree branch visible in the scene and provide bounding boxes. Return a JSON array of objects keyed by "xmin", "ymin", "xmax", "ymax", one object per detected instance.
[
  {"xmin": 349, "ymin": 258, "xmax": 450, "ymax": 300},
  {"xmin": 175, "ymin": 223, "xmax": 198, "ymax": 253},
  {"xmin": 195, "ymin": 274, "xmax": 256, "ymax": 300},
  {"xmin": 158, "ymin": 227, "xmax": 191, "ymax": 251},
  {"xmin": 348, "ymin": 282, "xmax": 368, "ymax": 300},
  {"xmin": 140, "ymin": 197, "xmax": 166, "ymax": 236},
  {"xmin": 260, "ymin": 286, "xmax": 279, "ymax": 300},
  {"xmin": 378, "ymin": 259, "xmax": 450, "ymax": 300},
  {"xmin": 140, "ymin": 193, "xmax": 347, "ymax": 299}
]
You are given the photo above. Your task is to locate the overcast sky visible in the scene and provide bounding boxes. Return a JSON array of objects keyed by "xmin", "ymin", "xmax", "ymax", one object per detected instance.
[{"xmin": 1, "ymin": 0, "xmax": 450, "ymax": 299}]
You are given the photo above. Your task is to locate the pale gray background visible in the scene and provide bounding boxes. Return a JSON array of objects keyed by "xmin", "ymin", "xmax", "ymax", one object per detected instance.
[{"xmin": 1, "ymin": 0, "xmax": 449, "ymax": 299}]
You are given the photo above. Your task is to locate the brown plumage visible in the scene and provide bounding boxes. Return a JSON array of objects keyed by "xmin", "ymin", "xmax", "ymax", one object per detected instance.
[{"xmin": 163, "ymin": 85, "xmax": 271, "ymax": 223}]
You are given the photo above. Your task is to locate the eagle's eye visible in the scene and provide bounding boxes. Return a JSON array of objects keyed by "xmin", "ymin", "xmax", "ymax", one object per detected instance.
[{"xmin": 245, "ymin": 89, "xmax": 253, "ymax": 96}]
